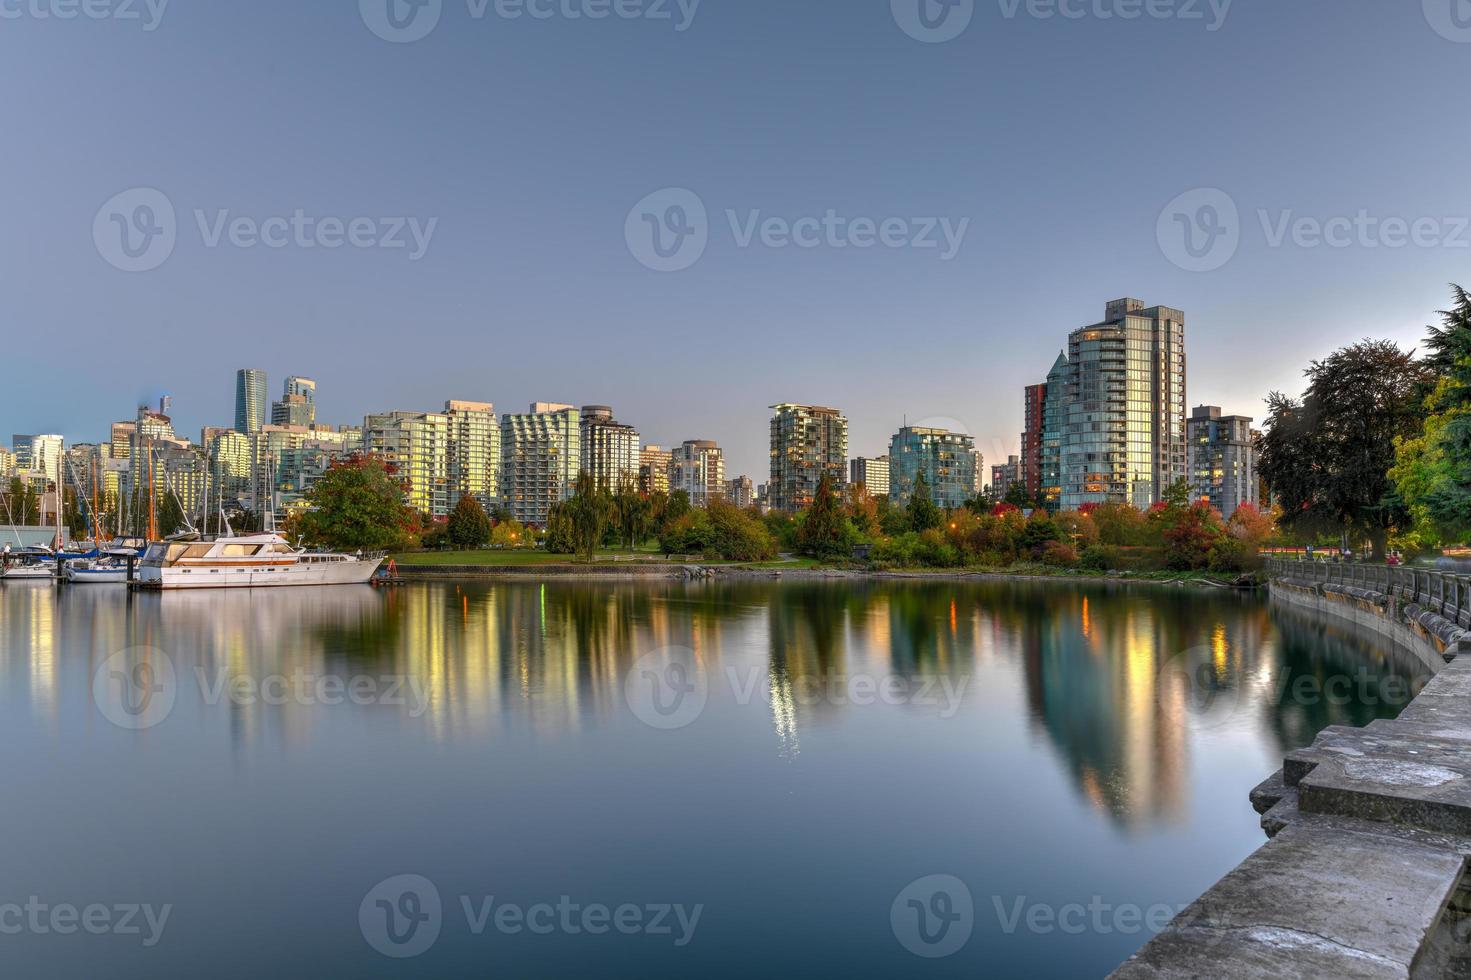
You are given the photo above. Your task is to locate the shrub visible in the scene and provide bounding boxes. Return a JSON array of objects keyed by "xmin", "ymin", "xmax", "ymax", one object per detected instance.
[{"xmin": 1041, "ymin": 541, "xmax": 1078, "ymax": 567}]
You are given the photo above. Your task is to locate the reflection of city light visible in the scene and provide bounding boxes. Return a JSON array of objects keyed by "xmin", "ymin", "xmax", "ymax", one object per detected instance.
[
  {"xmin": 769, "ymin": 664, "xmax": 799, "ymax": 759},
  {"xmin": 1081, "ymin": 596, "xmax": 1090, "ymax": 639},
  {"xmin": 1212, "ymin": 623, "xmax": 1228, "ymax": 680}
]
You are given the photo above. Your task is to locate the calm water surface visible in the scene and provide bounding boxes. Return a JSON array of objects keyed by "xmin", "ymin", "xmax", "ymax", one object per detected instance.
[{"xmin": 0, "ymin": 579, "xmax": 1428, "ymax": 978}]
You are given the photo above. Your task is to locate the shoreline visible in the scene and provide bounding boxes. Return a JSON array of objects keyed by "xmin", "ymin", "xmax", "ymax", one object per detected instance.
[{"xmin": 392, "ymin": 560, "xmax": 1257, "ymax": 590}]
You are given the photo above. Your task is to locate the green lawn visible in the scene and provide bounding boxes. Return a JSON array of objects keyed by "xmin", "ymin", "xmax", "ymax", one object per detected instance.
[{"xmin": 394, "ymin": 549, "xmax": 688, "ymax": 567}]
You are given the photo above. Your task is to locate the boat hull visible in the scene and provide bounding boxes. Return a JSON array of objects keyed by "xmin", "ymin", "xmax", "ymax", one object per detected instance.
[
  {"xmin": 1, "ymin": 566, "xmax": 55, "ymax": 581},
  {"xmin": 65, "ymin": 568, "xmax": 129, "ymax": 584},
  {"xmin": 134, "ymin": 557, "xmax": 384, "ymax": 590}
]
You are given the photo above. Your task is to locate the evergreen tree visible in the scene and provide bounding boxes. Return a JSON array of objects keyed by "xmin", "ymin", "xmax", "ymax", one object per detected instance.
[
  {"xmin": 447, "ymin": 496, "xmax": 493, "ymax": 549},
  {"xmin": 797, "ymin": 472, "xmax": 849, "ymax": 558},
  {"xmin": 907, "ymin": 471, "xmax": 942, "ymax": 532}
]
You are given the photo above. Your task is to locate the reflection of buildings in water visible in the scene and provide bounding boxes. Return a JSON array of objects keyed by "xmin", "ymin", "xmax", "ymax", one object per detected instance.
[
  {"xmin": 1007, "ymin": 586, "xmax": 1210, "ymax": 830},
  {"xmin": 1261, "ymin": 603, "xmax": 1431, "ymax": 756},
  {"xmin": 0, "ymin": 585, "xmax": 60, "ymax": 724}
]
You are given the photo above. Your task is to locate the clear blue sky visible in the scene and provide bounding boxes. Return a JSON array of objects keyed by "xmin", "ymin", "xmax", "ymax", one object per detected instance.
[{"xmin": 3, "ymin": 0, "xmax": 1468, "ymax": 478}]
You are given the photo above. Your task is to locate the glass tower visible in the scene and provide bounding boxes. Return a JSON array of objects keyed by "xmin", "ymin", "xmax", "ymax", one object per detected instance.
[{"xmin": 1060, "ymin": 299, "xmax": 1187, "ymax": 510}]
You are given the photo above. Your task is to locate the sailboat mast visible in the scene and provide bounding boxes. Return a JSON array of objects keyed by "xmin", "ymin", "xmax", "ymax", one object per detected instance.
[{"xmin": 146, "ymin": 438, "xmax": 157, "ymax": 541}]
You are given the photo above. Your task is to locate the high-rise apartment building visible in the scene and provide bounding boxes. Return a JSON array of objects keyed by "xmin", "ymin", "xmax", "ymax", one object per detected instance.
[
  {"xmin": 364, "ymin": 412, "xmax": 452, "ymax": 518},
  {"xmin": 445, "ymin": 400, "xmax": 500, "ymax": 511},
  {"xmin": 888, "ymin": 426, "xmax": 979, "ymax": 510},
  {"xmin": 109, "ymin": 421, "xmax": 136, "ymax": 460},
  {"xmin": 500, "ymin": 404, "xmax": 580, "ymax": 527},
  {"xmin": 1022, "ymin": 383, "xmax": 1046, "ymax": 498},
  {"xmin": 207, "ymin": 429, "xmax": 254, "ymax": 504},
  {"xmin": 1039, "ymin": 352, "xmax": 1068, "ymax": 510},
  {"xmin": 850, "ymin": 456, "xmax": 891, "ymax": 498},
  {"xmin": 639, "ymin": 445, "xmax": 672, "ymax": 496},
  {"xmin": 671, "ymin": 440, "xmax": 725, "ymax": 507},
  {"xmin": 235, "ymin": 369, "xmax": 268, "ymax": 434},
  {"xmin": 991, "ymin": 456, "xmax": 1023, "ymax": 500},
  {"xmin": 726, "ymin": 475, "xmax": 755, "ymax": 509},
  {"xmin": 1187, "ymin": 406, "xmax": 1258, "ymax": 518},
  {"xmin": 1060, "ymin": 299, "xmax": 1187, "ymax": 510},
  {"xmin": 580, "ymin": 406, "xmax": 641, "ymax": 491},
  {"xmin": 768, "ymin": 404, "xmax": 848, "ymax": 512}
]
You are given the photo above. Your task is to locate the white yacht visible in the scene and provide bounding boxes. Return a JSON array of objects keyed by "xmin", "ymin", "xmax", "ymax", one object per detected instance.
[{"xmin": 135, "ymin": 533, "xmax": 384, "ymax": 590}]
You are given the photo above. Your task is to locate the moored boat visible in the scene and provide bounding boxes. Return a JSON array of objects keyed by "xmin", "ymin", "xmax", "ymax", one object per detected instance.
[{"xmin": 134, "ymin": 533, "xmax": 383, "ymax": 589}]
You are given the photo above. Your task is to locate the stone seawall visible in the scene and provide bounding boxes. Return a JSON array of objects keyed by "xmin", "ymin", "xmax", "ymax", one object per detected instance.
[
  {"xmin": 1270, "ymin": 576, "xmax": 1471, "ymax": 674},
  {"xmin": 1113, "ymin": 576, "xmax": 1471, "ymax": 979}
]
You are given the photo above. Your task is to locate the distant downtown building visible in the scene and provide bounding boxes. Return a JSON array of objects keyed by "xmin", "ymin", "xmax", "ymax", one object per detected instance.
[
  {"xmin": 639, "ymin": 445, "xmax": 672, "ymax": 496},
  {"xmin": 850, "ymin": 456, "xmax": 891, "ymax": 498},
  {"xmin": 235, "ymin": 368, "xmax": 268, "ymax": 434},
  {"xmin": 671, "ymin": 440, "xmax": 725, "ymax": 507},
  {"xmin": 726, "ymin": 475, "xmax": 755, "ymax": 509},
  {"xmin": 501, "ymin": 403, "xmax": 580, "ymax": 527},
  {"xmin": 1059, "ymin": 299, "xmax": 1187, "ymax": 510},
  {"xmin": 888, "ymin": 425, "xmax": 979, "ymax": 510},
  {"xmin": 272, "ymin": 376, "xmax": 317, "ymax": 428},
  {"xmin": 991, "ymin": 455, "xmax": 1022, "ymax": 500},
  {"xmin": 11, "ymin": 434, "xmax": 63, "ymax": 487},
  {"xmin": 768, "ymin": 404, "xmax": 848, "ymax": 513},
  {"xmin": 580, "ymin": 406, "xmax": 641, "ymax": 491},
  {"xmin": 1187, "ymin": 406, "xmax": 1258, "ymax": 518}
]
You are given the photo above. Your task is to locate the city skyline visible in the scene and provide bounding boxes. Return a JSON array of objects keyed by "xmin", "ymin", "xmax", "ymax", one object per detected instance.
[{"xmin": 3, "ymin": 2, "xmax": 1463, "ymax": 480}]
